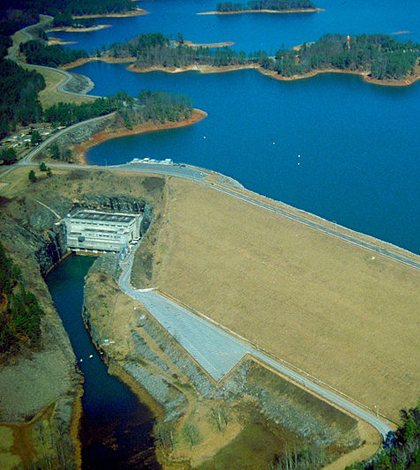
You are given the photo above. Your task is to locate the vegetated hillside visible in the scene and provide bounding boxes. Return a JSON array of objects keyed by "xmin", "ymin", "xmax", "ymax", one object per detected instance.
[{"xmin": 216, "ymin": 0, "xmax": 316, "ymax": 12}]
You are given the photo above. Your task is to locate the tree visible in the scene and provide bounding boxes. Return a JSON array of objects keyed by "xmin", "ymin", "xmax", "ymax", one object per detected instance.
[
  {"xmin": 28, "ymin": 170, "xmax": 36, "ymax": 182},
  {"xmin": 182, "ymin": 424, "xmax": 200, "ymax": 448},
  {"xmin": 31, "ymin": 129, "xmax": 42, "ymax": 145},
  {"xmin": 0, "ymin": 148, "xmax": 17, "ymax": 165},
  {"xmin": 46, "ymin": 167, "xmax": 52, "ymax": 177},
  {"xmin": 49, "ymin": 143, "xmax": 60, "ymax": 160},
  {"xmin": 39, "ymin": 162, "xmax": 47, "ymax": 171}
]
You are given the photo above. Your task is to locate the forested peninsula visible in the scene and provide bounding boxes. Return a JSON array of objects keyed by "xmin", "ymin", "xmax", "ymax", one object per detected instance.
[{"xmin": 99, "ymin": 32, "xmax": 420, "ymax": 84}]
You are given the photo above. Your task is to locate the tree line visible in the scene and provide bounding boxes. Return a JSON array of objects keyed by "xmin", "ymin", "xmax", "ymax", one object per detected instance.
[
  {"xmin": 0, "ymin": 242, "xmax": 45, "ymax": 360},
  {"xmin": 216, "ymin": 0, "xmax": 316, "ymax": 12},
  {"xmin": 43, "ymin": 95, "xmax": 123, "ymax": 127},
  {"xmin": 6, "ymin": 0, "xmax": 136, "ymax": 17},
  {"xmin": 20, "ymin": 40, "xmax": 89, "ymax": 67}
]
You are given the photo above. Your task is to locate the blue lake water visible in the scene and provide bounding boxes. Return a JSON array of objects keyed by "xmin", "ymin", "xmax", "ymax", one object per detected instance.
[
  {"xmin": 52, "ymin": 0, "xmax": 420, "ymax": 53},
  {"xmin": 52, "ymin": 1, "xmax": 420, "ymax": 254}
]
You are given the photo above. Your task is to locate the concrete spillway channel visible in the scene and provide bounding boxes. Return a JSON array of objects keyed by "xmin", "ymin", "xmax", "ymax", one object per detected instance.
[{"xmin": 119, "ymin": 260, "xmax": 393, "ymax": 442}]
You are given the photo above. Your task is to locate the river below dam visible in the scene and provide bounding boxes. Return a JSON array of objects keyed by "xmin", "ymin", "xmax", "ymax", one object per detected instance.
[{"xmin": 46, "ymin": 255, "xmax": 159, "ymax": 469}]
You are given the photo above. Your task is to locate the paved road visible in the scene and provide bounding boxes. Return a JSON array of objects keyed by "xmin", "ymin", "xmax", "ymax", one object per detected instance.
[{"xmin": 119, "ymin": 250, "xmax": 393, "ymax": 440}]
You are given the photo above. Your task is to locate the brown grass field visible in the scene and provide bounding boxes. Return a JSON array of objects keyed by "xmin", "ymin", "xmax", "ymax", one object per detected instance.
[{"xmin": 135, "ymin": 177, "xmax": 420, "ymax": 423}]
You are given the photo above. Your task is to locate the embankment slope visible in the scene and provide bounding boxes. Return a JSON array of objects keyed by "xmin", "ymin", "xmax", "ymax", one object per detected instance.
[{"xmin": 132, "ymin": 177, "xmax": 420, "ymax": 422}]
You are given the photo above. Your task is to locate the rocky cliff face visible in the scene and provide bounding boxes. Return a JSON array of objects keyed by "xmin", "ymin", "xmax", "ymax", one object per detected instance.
[{"xmin": 71, "ymin": 194, "xmax": 146, "ymax": 214}]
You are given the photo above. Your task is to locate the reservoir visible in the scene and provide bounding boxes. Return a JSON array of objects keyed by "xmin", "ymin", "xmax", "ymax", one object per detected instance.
[
  {"xmin": 46, "ymin": 255, "xmax": 159, "ymax": 469},
  {"xmin": 49, "ymin": 0, "xmax": 420, "ymax": 255}
]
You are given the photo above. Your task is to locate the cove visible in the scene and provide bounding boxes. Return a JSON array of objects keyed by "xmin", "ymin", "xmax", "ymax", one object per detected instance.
[{"xmin": 46, "ymin": 255, "xmax": 160, "ymax": 469}]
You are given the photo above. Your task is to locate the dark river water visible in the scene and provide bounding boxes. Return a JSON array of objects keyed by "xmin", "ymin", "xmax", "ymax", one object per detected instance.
[
  {"xmin": 45, "ymin": 2, "xmax": 420, "ymax": 467},
  {"xmin": 46, "ymin": 255, "xmax": 159, "ymax": 469}
]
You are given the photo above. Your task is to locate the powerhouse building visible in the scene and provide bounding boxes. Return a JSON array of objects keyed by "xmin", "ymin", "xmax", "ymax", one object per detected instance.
[{"xmin": 65, "ymin": 210, "xmax": 142, "ymax": 252}]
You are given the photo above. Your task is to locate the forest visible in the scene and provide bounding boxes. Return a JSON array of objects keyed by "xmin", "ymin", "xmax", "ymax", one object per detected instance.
[
  {"xmin": 20, "ymin": 40, "xmax": 89, "ymax": 67},
  {"xmin": 216, "ymin": 0, "xmax": 316, "ymax": 12},
  {"xmin": 0, "ymin": 58, "xmax": 45, "ymax": 138},
  {"xmin": 0, "ymin": 242, "xmax": 45, "ymax": 360}
]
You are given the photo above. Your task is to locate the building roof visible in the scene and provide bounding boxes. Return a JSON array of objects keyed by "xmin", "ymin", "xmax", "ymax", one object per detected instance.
[{"xmin": 71, "ymin": 210, "xmax": 137, "ymax": 224}]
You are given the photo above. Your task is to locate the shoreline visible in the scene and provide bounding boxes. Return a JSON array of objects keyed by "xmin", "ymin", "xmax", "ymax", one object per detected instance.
[
  {"xmin": 60, "ymin": 56, "xmax": 136, "ymax": 71},
  {"xmin": 61, "ymin": 56, "xmax": 420, "ymax": 88},
  {"xmin": 171, "ymin": 39, "xmax": 235, "ymax": 48},
  {"xmin": 73, "ymin": 8, "xmax": 148, "ymax": 19},
  {"xmin": 75, "ymin": 109, "xmax": 207, "ymax": 164},
  {"xmin": 258, "ymin": 66, "xmax": 420, "ymax": 87},
  {"xmin": 198, "ymin": 8, "xmax": 323, "ymax": 15},
  {"xmin": 127, "ymin": 63, "xmax": 259, "ymax": 74},
  {"xmin": 49, "ymin": 24, "xmax": 112, "ymax": 33},
  {"xmin": 127, "ymin": 61, "xmax": 420, "ymax": 87}
]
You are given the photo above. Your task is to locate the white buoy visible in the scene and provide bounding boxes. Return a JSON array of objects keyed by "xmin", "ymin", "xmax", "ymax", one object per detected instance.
[{"xmin": 89, "ymin": 354, "xmax": 93, "ymax": 359}]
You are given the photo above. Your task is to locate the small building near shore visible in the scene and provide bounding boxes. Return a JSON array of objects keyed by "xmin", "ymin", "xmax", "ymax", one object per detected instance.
[{"xmin": 65, "ymin": 210, "xmax": 142, "ymax": 253}]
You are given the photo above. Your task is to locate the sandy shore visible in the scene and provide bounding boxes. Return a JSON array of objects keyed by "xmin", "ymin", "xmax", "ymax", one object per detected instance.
[
  {"xmin": 75, "ymin": 109, "xmax": 207, "ymax": 164},
  {"xmin": 128, "ymin": 63, "xmax": 259, "ymax": 74},
  {"xmin": 48, "ymin": 37, "xmax": 77, "ymax": 45},
  {"xmin": 73, "ymin": 8, "xmax": 148, "ymax": 19},
  {"xmin": 49, "ymin": 24, "xmax": 112, "ymax": 33},
  {"xmin": 198, "ymin": 8, "xmax": 323, "ymax": 15},
  {"xmin": 172, "ymin": 40, "xmax": 235, "ymax": 48}
]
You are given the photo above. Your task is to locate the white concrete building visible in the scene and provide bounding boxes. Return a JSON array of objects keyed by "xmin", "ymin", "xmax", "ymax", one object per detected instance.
[{"xmin": 65, "ymin": 210, "xmax": 142, "ymax": 252}]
